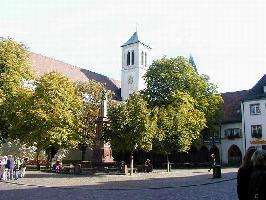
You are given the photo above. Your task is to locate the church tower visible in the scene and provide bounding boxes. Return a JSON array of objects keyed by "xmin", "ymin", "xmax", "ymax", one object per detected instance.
[{"xmin": 121, "ymin": 32, "xmax": 151, "ymax": 100}]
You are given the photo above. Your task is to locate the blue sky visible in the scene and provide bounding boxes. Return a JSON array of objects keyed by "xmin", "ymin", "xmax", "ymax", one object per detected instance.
[{"xmin": 1, "ymin": 0, "xmax": 266, "ymax": 92}]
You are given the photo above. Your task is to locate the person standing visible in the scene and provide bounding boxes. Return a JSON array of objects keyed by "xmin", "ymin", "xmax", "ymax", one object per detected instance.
[
  {"xmin": 0, "ymin": 156, "xmax": 7, "ymax": 180},
  {"xmin": 14, "ymin": 157, "xmax": 22, "ymax": 179},
  {"xmin": 248, "ymin": 149, "xmax": 266, "ymax": 200},
  {"xmin": 20, "ymin": 157, "xmax": 28, "ymax": 178},
  {"xmin": 6, "ymin": 155, "xmax": 15, "ymax": 180},
  {"xmin": 237, "ymin": 147, "xmax": 256, "ymax": 200},
  {"xmin": 1, "ymin": 156, "xmax": 8, "ymax": 180},
  {"xmin": 208, "ymin": 153, "xmax": 216, "ymax": 172}
]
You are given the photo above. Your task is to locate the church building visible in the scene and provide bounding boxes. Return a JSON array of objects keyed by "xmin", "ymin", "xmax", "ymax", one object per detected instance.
[{"xmin": 26, "ymin": 31, "xmax": 266, "ymax": 166}]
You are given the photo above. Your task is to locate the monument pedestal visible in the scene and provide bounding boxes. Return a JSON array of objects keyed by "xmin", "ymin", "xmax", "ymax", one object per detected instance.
[{"xmin": 92, "ymin": 90, "xmax": 114, "ymax": 165}]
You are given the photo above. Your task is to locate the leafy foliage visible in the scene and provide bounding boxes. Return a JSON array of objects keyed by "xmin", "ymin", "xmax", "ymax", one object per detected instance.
[
  {"xmin": 74, "ymin": 81, "xmax": 109, "ymax": 150},
  {"xmin": 103, "ymin": 93, "xmax": 156, "ymax": 153},
  {"xmin": 0, "ymin": 38, "xmax": 34, "ymax": 142},
  {"xmin": 0, "ymin": 139, "xmax": 45, "ymax": 160},
  {"xmin": 144, "ymin": 56, "xmax": 222, "ymax": 153},
  {"xmin": 154, "ymin": 91, "xmax": 206, "ymax": 153},
  {"xmin": 12, "ymin": 72, "xmax": 83, "ymax": 153}
]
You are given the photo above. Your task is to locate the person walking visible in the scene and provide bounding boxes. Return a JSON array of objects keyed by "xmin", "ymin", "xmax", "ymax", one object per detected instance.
[
  {"xmin": 248, "ymin": 149, "xmax": 266, "ymax": 200},
  {"xmin": 237, "ymin": 147, "xmax": 256, "ymax": 200},
  {"xmin": 208, "ymin": 153, "xmax": 216, "ymax": 172}
]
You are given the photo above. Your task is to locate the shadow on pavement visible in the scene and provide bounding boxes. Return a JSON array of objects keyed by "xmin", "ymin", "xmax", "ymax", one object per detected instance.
[{"xmin": 0, "ymin": 171, "xmax": 238, "ymax": 200}]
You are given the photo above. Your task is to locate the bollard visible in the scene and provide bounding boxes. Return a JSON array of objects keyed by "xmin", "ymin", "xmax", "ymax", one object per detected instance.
[{"xmin": 213, "ymin": 165, "xmax": 221, "ymax": 178}]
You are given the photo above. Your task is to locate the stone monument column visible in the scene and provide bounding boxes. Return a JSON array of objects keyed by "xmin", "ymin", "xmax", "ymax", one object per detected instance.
[{"xmin": 92, "ymin": 90, "xmax": 114, "ymax": 163}]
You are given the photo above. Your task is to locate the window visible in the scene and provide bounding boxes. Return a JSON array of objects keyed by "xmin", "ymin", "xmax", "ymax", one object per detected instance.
[
  {"xmin": 145, "ymin": 52, "xmax": 147, "ymax": 66},
  {"xmin": 131, "ymin": 51, "xmax": 134, "ymax": 65},
  {"xmin": 127, "ymin": 52, "xmax": 130, "ymax": 66},
  {"xmin": 251, "ymin": 125, "xmax": 262, "ymax": 138},
  {"xmin": 141, "ymin": 51, "xmax": 144, "ymax": 65},
  {"xmin": 263, "ymin": 86, "xmax": 266, "ymax": 93},
  {"xmin": 224, "ymin": 128, "xmax": 242, "ymax": 139},
  {"xmin": 250, "ymin": 104, "xmax": 261, "ymax": 115}
]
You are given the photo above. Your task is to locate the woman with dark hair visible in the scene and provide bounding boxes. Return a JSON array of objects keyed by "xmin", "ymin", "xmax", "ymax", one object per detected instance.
[
  {"xmin": 237, "ymin": 147, "xmax": 256, "ymax": 200},
  {"xmin": 248, "ymin": 149, "xmax": 266, "ymax": 200}
]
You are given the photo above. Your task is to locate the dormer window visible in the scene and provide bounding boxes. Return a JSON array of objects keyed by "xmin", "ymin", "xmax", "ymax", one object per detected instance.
[
  {"xmin": 127, "ymin": 52, "xmax": 130, "ymax": 66},
  {"xmin": 250, "ymin": 104, "xmax": 261, "ymax": 115}
]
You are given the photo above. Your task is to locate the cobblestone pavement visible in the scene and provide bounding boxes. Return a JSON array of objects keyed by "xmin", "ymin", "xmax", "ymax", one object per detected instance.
[{"xmin": 0, "ymin": 168, "xmax": 238, "ymax": 200}]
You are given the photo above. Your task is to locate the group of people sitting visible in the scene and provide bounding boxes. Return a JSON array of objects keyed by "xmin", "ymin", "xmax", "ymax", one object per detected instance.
[
  {"xmin": 0, "ymin": 155, "xmax": 28, "ymax": 180},
  {"xmin": 237, "ymin": 148, "xmax": 266, "ymax": 200}
]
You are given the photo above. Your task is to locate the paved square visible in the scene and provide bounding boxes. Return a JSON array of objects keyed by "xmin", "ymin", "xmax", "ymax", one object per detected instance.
[{"xmin": 0, "ymin": 168, "xmax": 238, "ymax": 200}]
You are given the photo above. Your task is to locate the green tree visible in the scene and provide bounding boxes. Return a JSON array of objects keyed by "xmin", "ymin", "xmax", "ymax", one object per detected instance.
[
  {"xmin": 144, "ymin": 56, "xmax": 222, "ymax": 169},
  {"xmin": 12, "ymin": 72, "xmax": 83, "ymax": 169},
  {"xmin": 0, "ymin": 38, "xmax": 34, "ymax": 142},
  {"xmin": 75, "ymin": 80, "xmax": 108, "ymax": 161},
  {"xmin": 103, "ymin": 93, "xmax": 156, "ymax": 175},
  {"xmin": 153, "ymin": 91, "xmax": 206, "ymax": 171}
]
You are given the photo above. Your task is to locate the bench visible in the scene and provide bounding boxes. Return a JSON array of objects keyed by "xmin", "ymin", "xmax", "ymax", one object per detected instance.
[
  {"xmin": 104, "ymin": 166, "xmax": 119, "ymax": 173},
  {"xmin": 162, "ymin": 163, "xmax": 174, "ymax": 172},
  {"xmin": 63, "ymin": 165, "xmax": 75, "ymax": 173},
  {"xmin": 128, "ymin": 167, "xmax": 137, "ymax": 173}
]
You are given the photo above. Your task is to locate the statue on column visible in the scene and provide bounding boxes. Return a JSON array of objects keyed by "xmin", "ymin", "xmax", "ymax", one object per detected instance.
[{"xmin": 92, "ymin": 89, "xmax": 114, "ymax": 163}]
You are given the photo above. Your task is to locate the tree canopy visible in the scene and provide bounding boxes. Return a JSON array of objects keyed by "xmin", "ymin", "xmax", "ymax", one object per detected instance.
[
  {"xmin": 154, "ymin": 91, "xmax": 206, "ymax": 153},
  {"xmin": 144, "ymin": 56, "xmax": 222, "ymax": 153},
  {"xmin": 74, "ymin": 80, "xmax": 110, "ymax": 160},
  {"xmin": 103, "ymin": 93, "xmax": 156, "ymax": 153},
  {"xmin": 0, "ymin": 38, "xmax": 34, "ymax": 142},
  {"xmin": 12, "ymin": 72, "xmax": 83, "ymax": 154}
]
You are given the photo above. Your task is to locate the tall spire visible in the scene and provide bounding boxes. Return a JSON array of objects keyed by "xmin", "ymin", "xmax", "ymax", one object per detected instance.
[{"xmin": 121, "ymin": 32, "xmax": 139, "ymax": 47}]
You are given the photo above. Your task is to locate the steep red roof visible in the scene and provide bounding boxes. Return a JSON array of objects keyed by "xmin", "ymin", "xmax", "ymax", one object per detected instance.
[
  {"xmin": 30, "ymin": 52, "xmax": 121, "ymax": 100},
  {"xmin": 221, "ymin": 90, "xmax": 248, "ymax": 124}
]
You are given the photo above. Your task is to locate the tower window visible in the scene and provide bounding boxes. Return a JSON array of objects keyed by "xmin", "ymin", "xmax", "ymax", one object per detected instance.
[
  {"xmin": 141, "ymin": 51, "xmax": 144, "ymax": 65},
  {"xmin": 145, "ymin": 52, "xmax": 147, "ymax": 67},
  {"xmin": 127, "ymin": 51, "xmax": 130, "ymax": 66},
  {"xmin": 131, "ymin": 51, "xmax": 134, "ymax": 65}
]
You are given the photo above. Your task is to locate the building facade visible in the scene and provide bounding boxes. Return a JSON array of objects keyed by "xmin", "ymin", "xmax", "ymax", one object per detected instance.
[
  {"xmin": 26, "ymin": 32, "xmax": 266, "ymax": 166},
  {"xmin": 241, "ymin": 75, "xmax": 266, "ymax": 152}
]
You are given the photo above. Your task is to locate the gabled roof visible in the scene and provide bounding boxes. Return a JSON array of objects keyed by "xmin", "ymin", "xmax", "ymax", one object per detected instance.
[
  {"xmin": 221, "ymin": 90, "xmax": 249, "ymax": 124},
  {"xmin": 30, "ymin": 52, "xmax": 122, "ymax": 100},
  {"xmin": 121, "ymin": 32, "xmax": 151, "ymax": 49},
  {"xmin": 243, "ymin": 74, "xmax": 266, "ymax": 101}
]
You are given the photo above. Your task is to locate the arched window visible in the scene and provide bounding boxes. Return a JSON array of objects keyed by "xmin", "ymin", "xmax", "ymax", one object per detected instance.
[
  {"xmin": 131, "ymin": 51, "xmax": 134, "ymax": 65},
  {"xmin": 141, "ymin": 51, "xmax": 144, "ymax": 65},
  {"xmin": 127, "ymin": 51, "xmax": 130, "ymax": 66},
  {"xmin": 145, "ymin": 52, "xmax": 147, "ymax": 66}
]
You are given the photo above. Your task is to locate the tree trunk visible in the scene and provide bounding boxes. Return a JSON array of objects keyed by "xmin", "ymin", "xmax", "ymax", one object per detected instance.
[
  {"xmin": 130, "ymin": 152, "xmax": 134, "ymax": 176},
  {"xmin": 36, "ymin": 150, "xmax": 40, "ymax": 171},
  {"xmin": 167, "ymin": 154, "xmax": 170, "ymax": 172},
  {"xmin": 81, "ymin": 145, "xmax": 87, "ymax": 161},
  {"xmin": 46, "ymin": 149, "xmax": 51, "ymax": 170}
]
